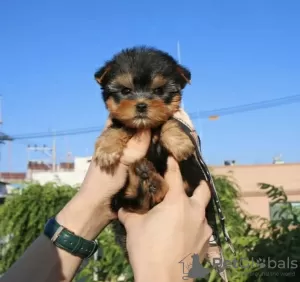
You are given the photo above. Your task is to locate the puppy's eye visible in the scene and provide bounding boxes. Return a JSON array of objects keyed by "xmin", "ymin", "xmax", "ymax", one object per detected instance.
[
  {"xmin": 153, "ymin": 87, "xmax": 164, "ymax": 95},
  {"xmin": 121, "ymin": 88, "xmax": 131, "ymax": 95}
]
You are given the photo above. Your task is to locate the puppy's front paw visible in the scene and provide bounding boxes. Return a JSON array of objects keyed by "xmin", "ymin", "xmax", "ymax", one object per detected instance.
[
  {"xmin": 94, "ymin": 127, "xmax": 132, "ymax": 169},
  {"xmin": 94, "ymin": 141, "xmax": 123, "ymax": 168},
  {"xmin": 160, "ymin": 119, "xmax": 195, "ymax": 162}
]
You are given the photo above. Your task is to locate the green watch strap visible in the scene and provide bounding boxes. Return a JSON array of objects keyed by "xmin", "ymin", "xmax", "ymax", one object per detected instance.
[{"xmin": 44, "ymin": 217, "xmax": 98, "ymax": 259}]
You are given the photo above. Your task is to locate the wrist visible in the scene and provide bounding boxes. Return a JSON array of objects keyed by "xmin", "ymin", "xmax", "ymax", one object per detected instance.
[
  {"xmin": 55, "ymin": 160, "xmax": 127, "ymax": 240},
  {"xmin": 55, "ymin": 191, "xmax": 111, "ymax": 240}
]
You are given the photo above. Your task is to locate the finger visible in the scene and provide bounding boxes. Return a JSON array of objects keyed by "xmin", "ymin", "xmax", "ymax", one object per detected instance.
[
  {"xmin": 164, "ymin": 156, "xmax": 185, "ymax": 197},
  {"xmin": 118, "ymin": 208, "xmax": 141, "ymax": 229},
  {"xmin": 120, "ymin": 130, "xmax": 151, "ymax": 166},
  {"xmin": 191, "ymin": 180, "xmax": 211, "ymax": 208}
]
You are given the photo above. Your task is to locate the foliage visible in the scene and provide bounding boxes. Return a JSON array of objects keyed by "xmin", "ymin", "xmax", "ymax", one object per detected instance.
[
  {"xmin": 0, "ymin": 182, "xmax": 77, "ymax": 273},
  {"xmin": 198, "ymin": 179, "xmax": 300, "ymax": 282},
  {"xmin": 245, "ymin": 183, "xmax": 300, "ymax": 281}
]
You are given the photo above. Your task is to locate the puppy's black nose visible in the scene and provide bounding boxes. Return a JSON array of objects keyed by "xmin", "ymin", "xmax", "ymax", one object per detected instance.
[{"xmin": 136, "ymin": 102, "xmax": 148, "ymax": 113}]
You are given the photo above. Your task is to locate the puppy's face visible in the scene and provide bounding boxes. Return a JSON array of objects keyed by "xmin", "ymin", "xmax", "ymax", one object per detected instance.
[{"xmin": 94, "ymin": 46, "xmax": 191, "ymax": 129}]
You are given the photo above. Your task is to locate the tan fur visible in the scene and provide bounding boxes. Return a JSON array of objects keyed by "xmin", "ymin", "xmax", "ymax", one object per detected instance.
[
  {"xmin": 113, "ymin": 73, "xmax": 134, "ymax": 89},
  {"xmin": 167, "ymin": 93, "xmax": 181, "ymax": 113},
  {"xmin": 160, "ymin": 119, "xmax": 195, "ymax": 161},
  {"xmin": 124, "ymin": 168, "xmax": 140, "ymax": 198},
  {"xmin": 151, "ymin": 75, "xmax": 167, "ymax": 89},
  {"xmin": 94, "ymin": 127, "xmax": 133, "ymax": 169},
  {"xmin": 106, "ymin": 94, "xmax": 181, "ymax": 129},
  {"xmin": 106, "ymin": 98, "xmax": 137, "ymax": 125}
]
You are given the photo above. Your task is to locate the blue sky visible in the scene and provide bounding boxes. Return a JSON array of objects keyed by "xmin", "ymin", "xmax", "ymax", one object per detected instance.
[{"xmin": 0, "ymin": 0, "xmax": 300, "ymax": 172}]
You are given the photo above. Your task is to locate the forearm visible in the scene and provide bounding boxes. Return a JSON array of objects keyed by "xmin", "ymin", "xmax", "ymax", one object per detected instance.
[{"xmin": 54, "ymin": 159, "xmax": 127, "ymax": 240}]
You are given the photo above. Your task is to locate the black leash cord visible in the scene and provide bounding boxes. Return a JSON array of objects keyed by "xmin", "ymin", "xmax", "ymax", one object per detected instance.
[{"xmin": 172, "ymin": 117, "xmax": 235, "ymax": 254}]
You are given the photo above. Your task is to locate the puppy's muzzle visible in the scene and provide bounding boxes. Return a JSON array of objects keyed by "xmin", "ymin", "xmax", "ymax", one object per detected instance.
[{"xmin": 136, "ymin": 102, "xmax": 148, "ymax": 113}]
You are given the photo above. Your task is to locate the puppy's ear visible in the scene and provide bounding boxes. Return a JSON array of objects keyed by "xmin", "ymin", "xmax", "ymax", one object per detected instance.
[
  {"xmin": 94, "ymin": 64, "xmax": 111, "ymax": 87},
  {"xmin": 176, "ymin": 65, "xmax": 191, "ymax": 89}
]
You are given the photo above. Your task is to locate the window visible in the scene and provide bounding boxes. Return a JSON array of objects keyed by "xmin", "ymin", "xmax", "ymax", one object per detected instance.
[{"xmin": 269, "ymin": 202, "xmax": 300, "ymax": 222}]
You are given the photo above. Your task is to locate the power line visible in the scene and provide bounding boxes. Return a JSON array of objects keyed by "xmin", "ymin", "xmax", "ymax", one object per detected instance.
[
  {"xmin": 8, "ymin": 94, "xmax": 300, "ymax": 140},
  {"xmin": 12, "ymin": 126, "xmax": 103, "ymax": 140},
  {"xmin": 0, "ymin": 133, "xmax": 13, "ymax": 142},
  {"xmin": 189, "ymin": 94, "xmax": 300, "ymax": 119}
]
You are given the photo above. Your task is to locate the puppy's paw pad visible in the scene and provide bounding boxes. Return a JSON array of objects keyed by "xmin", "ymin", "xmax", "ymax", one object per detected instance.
[
  {"xmin": 134, "ymin": 159, "xmax": 155, "ymax": 179},
  {"xmin": 148, "ymin": 182, "xmax": 157, "ymax": 193}
]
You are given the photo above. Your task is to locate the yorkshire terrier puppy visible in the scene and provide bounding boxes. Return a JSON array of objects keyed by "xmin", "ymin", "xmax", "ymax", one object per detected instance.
[{"xmin": 93, "ymin": 46, "xmax": 206, "ymax": 254}]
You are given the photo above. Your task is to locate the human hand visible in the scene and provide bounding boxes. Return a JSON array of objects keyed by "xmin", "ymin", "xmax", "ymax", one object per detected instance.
[
  {"xmin": 56, "ymin": 117, "xmax": 151, "ymax": 240},
  {"xmin": 118, "ymin": 156, "xmax": 213, "ymax": 282}
]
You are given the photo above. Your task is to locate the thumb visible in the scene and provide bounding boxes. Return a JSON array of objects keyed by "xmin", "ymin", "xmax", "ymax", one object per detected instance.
[
  {"xmin": 191, "ymin": 180, "xmax": 211, "ymax": 209},
  {"xmin": 164, "ymin": 156, "xmax": 185, "ymax": 198},
  {"xmin": 120, "ymin": 130, "xmax": 151, "ymax": 166},
  {"xmin": 118, "ymin": 208, "xmax": 142, "ymax": 229}
]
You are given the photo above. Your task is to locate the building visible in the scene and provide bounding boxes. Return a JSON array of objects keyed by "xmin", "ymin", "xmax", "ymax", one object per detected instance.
[
  {"xmin": 0, "ymin": 172, "xmax": 26, "ymax": 184},
  {"xmin": 28, "ymin": 157, "xmax": 91, "ymax": 187},
  {"xmin": 212, "ymin": 162, "xmax": 300, "ymax": 222}
]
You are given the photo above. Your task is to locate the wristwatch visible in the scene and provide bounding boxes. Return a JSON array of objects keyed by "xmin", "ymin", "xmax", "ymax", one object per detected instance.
[{"xmin": 44, "ymin": 217, "xmax": 99, "ymax": 259}]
